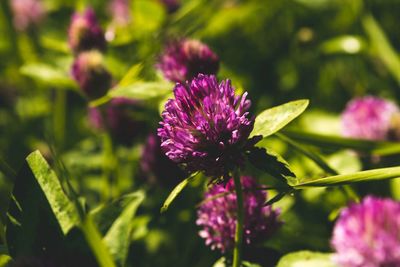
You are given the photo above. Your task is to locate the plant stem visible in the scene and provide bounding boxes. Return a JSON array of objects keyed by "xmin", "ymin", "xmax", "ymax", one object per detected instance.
[
  {"xmin": 54, "ymin": 90, "xmax": 66, "ymax": 150},
  {"xmin": 232, "ymin": 173, "xmax": 244, "ymax": 267}
]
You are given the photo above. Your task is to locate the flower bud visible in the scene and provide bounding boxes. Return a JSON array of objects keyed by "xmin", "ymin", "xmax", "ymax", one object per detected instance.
[
  {"xmin": 71, "ymin": 50, "xmax": 112, "ymax": 100},
  {"xmin": 68, "ymin": 8, "xmax": 106, "ymax": 54},
  {"xmin": 157, "ymin": 39, "xmax": 219, "ymax": 83}
]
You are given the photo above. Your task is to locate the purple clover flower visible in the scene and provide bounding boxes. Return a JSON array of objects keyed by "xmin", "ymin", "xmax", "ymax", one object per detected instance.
[
  {"xmin": 88, "ymin": 98, "xmax": 147, "ymax": 145},
  {"xmin": 197, "ymin": 176, "xmax": 282, "ymax": 253},
  {"xmin": 157, "ymin": 39, "xmax": 219, "ymax": 83},
  {"xmin": 71, "ymin": 50, "xmax": 112, "ymax": 100},
  {"xmin": 331, "ymin": 196, "xmax": 400, "ymax": 267},
  {"xmin": 341, "ymin": 96, "xmax": 399, "ymax": 141},
  {"xmin": 10, "ymin": 0, "xmax": 45, "ymax": 31},
  {"xmin": 158, "ymin": 74, "xmax": 260, "ymax": 178},
  {"xmin": 68, "ymin": 8, "xmax": 106, "ymax": 54},
  {"xmin": 140, "ymin": 134, "xmax": 187, "ymax": 187}
]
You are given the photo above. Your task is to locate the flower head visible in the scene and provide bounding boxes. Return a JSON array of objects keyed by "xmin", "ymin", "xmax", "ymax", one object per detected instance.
[
  {"xmin": 331, "ymin": 196, "xmax": 400, "ymax": 267},
  {"xmin": 197, "ymin": 176, "xmax": 282, "ymax": 253},
  {"xmin": 71, "ymin": 50, "xmax": 111, "ymax": 100},
  {"xmin": 341, "ymin": 96, "xmax": 399, "ymax": 140},
  {"xmin": 10, "ymin": 0, "xmax": 45, "ymax": 31},
  {"xmin": 68, "ymin": 8, "xmax": 106, "ymax": 54},
  {"xmin": 157, "ymin": 39, "xmax": 219, "ymax": 83},
  {"xmin": 88, "ymin": 98, "xmax": 147, "ymax": 145},
  {"xmin": 158, "ymin": 74, "xmax": 258, "ymax": 178},
  {"xmin": 140, "ymin": 134, "xmax": 187, "ymax": 187}
]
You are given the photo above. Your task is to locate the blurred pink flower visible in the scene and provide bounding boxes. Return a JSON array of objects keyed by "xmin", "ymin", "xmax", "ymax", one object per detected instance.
[
  {"xmin": 332, "ymin": 196, "xmax": 400, "ymax": 267},
  {"xmin": 341, "ymin": 96, "xmax": 399, "ymax": 140},
  {"xmin": 10, "ymin": 0, "xmax": 45, "ymax": 31}
]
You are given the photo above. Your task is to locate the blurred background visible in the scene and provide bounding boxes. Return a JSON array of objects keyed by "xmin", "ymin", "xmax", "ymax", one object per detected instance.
[{"xmin": 1, "ymin": 0, "xmax": 400, "ymax": 266}]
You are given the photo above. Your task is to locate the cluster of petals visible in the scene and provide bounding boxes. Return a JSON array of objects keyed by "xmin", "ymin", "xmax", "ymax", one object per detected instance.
[
  {"xmin": 341, "ymin": 96, "xmax": 399, "ymax": 140},
  {"xmin": 197, "ymin": 176, "xmax": 282, "ymax": 253},
  {"xmin": 158, "ymin": 74, "xmax": 258, "ymax": 178},
  {"xmin": 331, "ymin": 196, "xmax": 400, "ymax": 267}
]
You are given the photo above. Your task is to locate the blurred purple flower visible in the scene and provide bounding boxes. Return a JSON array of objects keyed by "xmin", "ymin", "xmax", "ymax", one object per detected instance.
[
  {"xmin": 157, "ymin": 39, "xmax": 219, "ymax": 83},
  {"xmin": 158, "ymin": 74, "xmax": 259, "ymax": 178},
  {"xmin": 88, "ymin": 98, "xmax": 147, "ymax": 145},
  {"xmin": 71, "ymin": 50, "xmax": 112, "ymax": 100},
  {"xmin": 341, "ymin": 96, "xmax": 399, "ymax": 140},
  {"xmin": 331, "ymin": 196, "xmax": 400, "ymax": 267},
  {"xmin": 160, "ymin": 0, "xmax": 180, "ymax": 13},
  {"xmin": 197, "ymin": 176, "xmax": 282, "ymax": 253},
  {"xmin": 68, "ymin": 8, "xmax": 106, "ymax": 54},
  {"xmin": 108, "ymin": 0, "xmax": 131, "ymax": 26},
  {"xmin": 10, "ymin": 0, "xmax": 45, "ymax": 31},
  {"xmin": 140, "ymin": 133, "xmax": 187, "ymax": 187}
]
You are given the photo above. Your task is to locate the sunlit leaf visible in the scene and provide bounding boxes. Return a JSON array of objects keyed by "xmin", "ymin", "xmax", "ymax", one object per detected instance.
[
  {"xmin": 0, "ymin": 255, "xmax": 11, "ymax": 267},
  {"xmin": 251, "ymin": 100, "xmax": 309, "ymax": 138},
  {"xmin": 103, "ymin": 191, "xmax": 145, "ymax": 267},
  {"xmin": 292, "ymin": 166, "xmax": 400, "ymax": 188},
  {"xmin": 20, "ymin": 63, "xmax": 76, "ymax": 88},
  {"xmin": 26, "ymin": 151, "xmax": 80, "ymax": 234},
  {"xmin": 116, "ymin": 64, "xmax": 143, "ymax": 88},
  {"xmin": 161, "ymin": 172, "xmax": 199, "ymax": 213},
  {"xmin": 81, "ymin": 216, "xmax": 117, "ymax": 267},
  {"xmin": 110, "ymin": 81, "xmax": 173, "ymax": 100},
  {"xmin": 275, "ymin": 133, "xmax": 338, "ymax": 175},
  {"xmin": 277, "ymin": 251, "xmax": 337, "ymax": 267}
]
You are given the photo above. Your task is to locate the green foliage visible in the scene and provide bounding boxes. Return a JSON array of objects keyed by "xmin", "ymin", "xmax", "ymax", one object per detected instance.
[
  {"xmin": 292, "ymin": 166, "xmax": 400, "ymax": 188},
  {"xmin": 3, "ymin": 0, "xmax": 400, "ymax": 266},
  {"xmin": 161, "ymin": 172, "xmax": 199, "ymax": 213},
  {"xmin": 251, "ymin": 100, "xmax": 309, "ymax": 138},
  {"xmin": 26, "ymin": 151, "xmax": 81, "ymax": 234},
  {"xmin": 277, "ymin": 251, "xmax": 337, "ymax": 267},
  {"xmin": 103, "ymin": 191, "xmax": 144, "ymax": 267},
  {"xmin": 20, "ymin": 63, "xmax": 77, "ymax": 88}
]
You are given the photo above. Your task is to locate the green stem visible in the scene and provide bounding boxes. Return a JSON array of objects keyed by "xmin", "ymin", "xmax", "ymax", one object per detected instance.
[
  {"xmin": 102, "ymin": 132, "xmax": 114, "ymax": 201},
  {"xmin": 232, "ymin": 173, "xmax": 243, "ymax": 267},
  {"xmin": 54, "ymin": 90, "xmax": 66, "ymax": 150}
]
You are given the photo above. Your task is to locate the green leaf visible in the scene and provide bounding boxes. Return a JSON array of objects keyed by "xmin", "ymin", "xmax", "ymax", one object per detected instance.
[
  {"xmin": 103, "ymin": 191, "xmax": 145, "ymax": 267},
  {"xmin": 362, "ymin": 15, "xmax": 400, "ymax": 84},
  {"xmin": 80, "ymin": 216, "xmax": 117, "ymax": 267},
  {"xmin": 0, "ymin": 255, "xmax": 11, "ymax": 267},
  {"xmin": 251, "ymin": 100, "xmax": 309, "ymax": 138},
  {"xmin": 161, "ymin": 172, "xmax": 199, "ymax": 213},
  {"xmin": 292, "ymin": 166, "xmax": 400, "ymax": 188},
  {"xmin": 116, "ymin": 64, "xmax": 143, "ymax": 88},
  {"xmin": 282, "ymin": 130, "xmax": 400, "ymax": 156},
  {"xmin": 247, "ymin": 146, "xmax": 295, "ymax": 182},
  {"xmin": 20, "ymin": 63, "xmax": 76, "ymax": 88},
  {"xmin": 110, "ymin": 81, "xmax": 173, "ymax": 100},
  {"xmin": 6, "ymin": 155, "xmax": 68, "ymax": 257},
  {"xmin": 275, "ymin": 133, "xmax": 338, "ymax": 175},
  {"xmin": 277, "ymin": 251, "xmax": 337, "ymax": 267},
  {"xmin": 26, "ymin": 150, "xmax": 80, "ymax": 234},
  {"xmin": 90, "ymin": 81, "xmax": 173, "ymax": 107}
]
